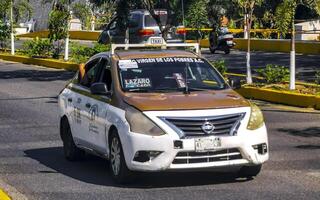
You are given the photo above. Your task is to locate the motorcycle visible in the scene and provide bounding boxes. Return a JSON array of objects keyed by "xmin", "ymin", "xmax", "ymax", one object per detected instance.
[{"xmin": 209, "ymin": 27, "xmax": 235, "ymax": 54}]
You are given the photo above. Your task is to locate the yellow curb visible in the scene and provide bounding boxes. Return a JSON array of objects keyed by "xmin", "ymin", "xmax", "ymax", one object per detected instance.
[
  {"xmin": 0, "ymin": 188, "xmax": 11, "ymax": 200},
  {"xmin": 0, "ymin": 54, "xmax": 79, "ymax": 71},
  {"xmin": 16, "ymin": 30, "xmax": 101, "ymax": 41},
  {"xmin": 195, "ymin": 38, "xmax": 320, "ymax": 55},
  {"xmin": 236, "ymin": 86, "xmax": 319, "ymax": 109}
]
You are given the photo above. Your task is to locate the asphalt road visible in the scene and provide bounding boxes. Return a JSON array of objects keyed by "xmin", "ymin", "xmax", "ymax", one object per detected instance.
[
  {"xmin": 0, "ymin": 61, "xmax": 320, "ymax": 200},
  {"xmin": 203, "ymin": 49, "xmax": 320, "ymax": 82}
]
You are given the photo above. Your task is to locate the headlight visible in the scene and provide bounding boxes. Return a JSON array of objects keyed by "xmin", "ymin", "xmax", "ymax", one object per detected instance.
[
  {"xmin": 125, "ymin": 106, "xmax": 166, "ymax": 136},
  {"xmin": 247, "ymin": 103, "xmax": 264, "ymax": 130}
]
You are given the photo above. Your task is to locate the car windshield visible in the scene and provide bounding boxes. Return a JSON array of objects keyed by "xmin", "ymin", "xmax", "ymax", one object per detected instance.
[{"xmin": 118, "ymin": 57, "xmax": 227, "ymax": 93}]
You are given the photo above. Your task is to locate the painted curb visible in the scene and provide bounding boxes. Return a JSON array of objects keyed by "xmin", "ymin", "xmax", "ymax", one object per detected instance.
[
  {"xmin": 187, "ymin": 39, "xmax": 320, "ymax": 55},
  {"xmin": 0, "ymin": 188, "xmax": 11, "ymax": 200},
  {"xmin": 0, "ymin": 54, "xmax": 78, "ymax": 71},
  {"xmin": 236, "ymin": 86, "xmax": 320, "ymax": 109},
  {"xmin": 17, "ymin": 30, "xmax": 101, "ymax": 41}
]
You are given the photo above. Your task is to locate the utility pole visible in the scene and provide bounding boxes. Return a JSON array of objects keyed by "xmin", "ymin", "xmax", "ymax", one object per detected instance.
[{"xmin": 10, "ymin": 0, "xmax": 15, "ymax": 55}]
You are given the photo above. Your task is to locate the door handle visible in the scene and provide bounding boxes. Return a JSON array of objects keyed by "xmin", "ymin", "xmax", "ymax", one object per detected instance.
[
  {"xmin": 85, "ymin": 103, "xmax": 91, "ymax": 108},
  {"xmin": 67, "ymin": 98, "xmax": 72, "ymax": 102}
]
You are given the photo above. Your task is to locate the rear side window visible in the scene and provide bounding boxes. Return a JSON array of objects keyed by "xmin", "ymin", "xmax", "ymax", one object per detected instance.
[{"xmin": 144, "ymin": 14, "xmax": 167, "ymax": 27}]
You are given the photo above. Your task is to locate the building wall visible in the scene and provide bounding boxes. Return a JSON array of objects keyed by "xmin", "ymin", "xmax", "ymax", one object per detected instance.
[{"xmin": 295, "ymin": 20, "xmax": 320, "ymax": 41}]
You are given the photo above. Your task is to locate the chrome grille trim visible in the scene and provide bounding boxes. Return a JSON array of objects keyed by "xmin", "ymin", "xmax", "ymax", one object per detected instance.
[
  {"xmin": 160, "ymin": 113, "xmax": 245, "ymax": 138},
  {"xmin": 172, "ymin": 148, "xmax": 243, "ymax": 164}
]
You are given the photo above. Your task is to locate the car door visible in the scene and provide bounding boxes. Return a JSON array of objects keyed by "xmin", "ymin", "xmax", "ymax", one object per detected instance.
[
  {"xmin": 84, "ymin": 58, "xmax": 112, "ymax": 153},
  {"xmin": 71, "ymin": 57, "xmax": 101, "ymax": 146}
]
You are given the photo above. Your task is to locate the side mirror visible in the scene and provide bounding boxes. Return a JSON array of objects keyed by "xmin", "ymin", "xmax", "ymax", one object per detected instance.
[
  {"xmin": 228, "ymin": 77, "xmax": 241, "ymax": 89},
  {"xmin": 90, "ymin": 83, "xmax": 111, "ymax": 96}
]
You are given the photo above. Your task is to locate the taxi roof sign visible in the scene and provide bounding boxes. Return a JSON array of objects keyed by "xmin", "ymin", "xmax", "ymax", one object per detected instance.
[{"xmin": 111, "ymin": 37, "xmax": 200, "ymax": 55}]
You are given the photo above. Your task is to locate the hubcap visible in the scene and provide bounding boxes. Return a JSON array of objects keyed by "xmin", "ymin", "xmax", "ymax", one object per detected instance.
[{"xmin": 110, "ymin": 137, "xmax": 121, "ymax": 176}]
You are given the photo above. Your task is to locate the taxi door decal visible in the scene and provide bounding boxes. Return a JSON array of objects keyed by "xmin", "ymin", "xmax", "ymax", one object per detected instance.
[{"xmin": 89, "ymin": 104, "xmax": 99, "ymax": 134}]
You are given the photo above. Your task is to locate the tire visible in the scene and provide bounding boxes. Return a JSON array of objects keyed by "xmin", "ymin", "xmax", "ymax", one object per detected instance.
[
  {"xmin": 109, "ymin": 130, "xmax": 133, "ymax": 184},
  {"xmin": 224, "ymin": 48, "xmax": 230, "ymax": 54},
  {"xmin": 238, "ymin": 164, "xmax": 262, "ymax": 178},
  {"xmin": 209, "ymin": 47, "xmax": 216, "ymax": 54},
  {"xmin": 61, "ymin": 119, "xmax": 85, "ymax": 161}
]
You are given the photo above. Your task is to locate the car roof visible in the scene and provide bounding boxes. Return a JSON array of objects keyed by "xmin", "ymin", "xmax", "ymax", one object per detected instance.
[{"xmin": 114, "ymin": 50, "xmax": 198, "ymax": 60}]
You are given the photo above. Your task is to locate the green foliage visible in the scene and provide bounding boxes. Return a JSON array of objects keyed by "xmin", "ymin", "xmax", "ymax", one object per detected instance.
[
  {"xmin": 185, "ymin": 0, "xmax": 209, "ymax": 29},
  {"xmin": 0, "ymin": 0, "xmax": 33, "ymax": 23},
  {"xmin": 257, "ymin": 64, "xmax": 290, "ymax": 84},
  {"xmin": 48, "ymin": 3, "xmax": 70, "ymax": 41},
  {"xmin": 72, "ymin": 2, "xmax": 91, "ymax": 29},
  {"xmin": 211, "ymin": 60, "xmax": 227, "ymax": 76},
  {"xmin": 70, "ymin": 42, "xmax": 110, "ymax": 64},
  {"xmin": 22, "ymin": 37, "xmax": 53, "ymax": 57},
  {"xmin": 275, "ymin": 0, "xmax": 320, "ymax": 35},
  {"xmin": 315, "ymin": 70, "xmax": 320, "ymax": 84},
  {"xmin": 0, "ymin": 20, "xmax": 10, "ymax": 49}
]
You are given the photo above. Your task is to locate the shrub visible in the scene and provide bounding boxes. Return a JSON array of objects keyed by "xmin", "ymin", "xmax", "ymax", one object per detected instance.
[
  {"xmin": 211, "ymin": 60, "xmax": 227, "ymax": 76},
  {"xmin": 0, "ymin": 20, "xmax": 10, "ymax": 49},
  {"xmin": 257, "ymin": 64, "xmax": 289, "ymax": 84},
  {"xmin": 315, "ymin": 70, "xmax": 320, "ymax": 84},
  {"xmin": 70, "ymin": 42, "xmax": 110, "ymax": 64},
  {"xmin": 22, "ymin": 37, "xmax": 53, "ymax": 57}
]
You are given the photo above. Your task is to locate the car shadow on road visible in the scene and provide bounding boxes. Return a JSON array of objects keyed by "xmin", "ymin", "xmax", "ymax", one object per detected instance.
[
  {"xmin": 0, "ymin": 69, "xmax": 75, "ymax": 81},
  {"xmin": 278, "ymin": 127, "xmax": 320, "ymax": 137},
  {"xmin": 24, "ymin": 147, "xmax": 252, "ymax": 188}
]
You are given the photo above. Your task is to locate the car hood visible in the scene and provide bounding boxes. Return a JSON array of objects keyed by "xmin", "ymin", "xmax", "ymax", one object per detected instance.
[{"xmin": 122, "ymin": 89, "xmax": 250, "ymax": 111}]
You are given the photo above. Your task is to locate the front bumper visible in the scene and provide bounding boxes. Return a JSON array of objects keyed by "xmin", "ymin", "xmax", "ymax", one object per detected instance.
[{"xmin": 122, "ymin": 125, "xmax": 269, "ymax": 172}]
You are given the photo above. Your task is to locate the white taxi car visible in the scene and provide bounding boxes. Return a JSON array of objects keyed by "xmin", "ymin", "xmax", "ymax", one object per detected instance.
[{"xmin": 58, "ymin": 40, "xmax": 269, "ymax": 183}]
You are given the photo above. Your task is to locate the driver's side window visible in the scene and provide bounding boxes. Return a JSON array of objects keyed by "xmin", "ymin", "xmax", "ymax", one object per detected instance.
[{"xmin": 79, "ymin": 58, "xmax": 101, "ymax": 88}]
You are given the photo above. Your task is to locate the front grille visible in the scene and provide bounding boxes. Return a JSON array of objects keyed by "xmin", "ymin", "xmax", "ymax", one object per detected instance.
[
  {"xmin": 172, "ymin": 148, "xmax": 242, "ymax": 164},
  {"xmin": 163, "ymin": 113, "xmax": 245, "ymax": 137}
]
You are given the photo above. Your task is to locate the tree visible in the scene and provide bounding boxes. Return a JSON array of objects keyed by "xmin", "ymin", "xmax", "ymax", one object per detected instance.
[
  {"xmin": 72, "ymin": 2, "xmax": 91, "ymax": 30},
  {"xmin": 275, "ymin": 0, "xmax": 320, "ymax": 90},
  {"xmin": 233, "ymin": 0, "xmax": 264, "ymax": 84},
  {"xmin": 185, "ymin": 0, "xmax": 209, "ymax": 40}
]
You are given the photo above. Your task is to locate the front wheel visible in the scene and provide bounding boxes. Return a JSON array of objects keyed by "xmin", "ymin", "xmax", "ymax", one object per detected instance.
[
  {"xmin": 238, "ymin": 165, "xmax": 262, "ymax": 178},
  {"xmin": 109, "ymin": 130, "xmax": 133, "ymax": 183},
  {"xmin": 61, "ymin": 119, "xmax": 85, "ymax": 161}
]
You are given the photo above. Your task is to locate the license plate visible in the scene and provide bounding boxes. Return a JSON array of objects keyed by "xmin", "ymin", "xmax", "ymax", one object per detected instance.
[
  {"xmin": 150, "ymin": 37, "xmax": 164, "ymax": 45},
  {"xmin": 227, "ymin": 40, "xmax": 233, "ymax": 45},
  {"xmin": 195, "ymin": 138, "xmax": 221, "ymax": 152}
]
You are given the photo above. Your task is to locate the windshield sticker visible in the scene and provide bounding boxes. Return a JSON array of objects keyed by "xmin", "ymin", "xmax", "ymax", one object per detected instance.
[
  {"xmin": 173, "ymin": 73, "xmax": 186, "ymax": 88},
  {"xmin": 134, "ymin": 57, "xmax": 204, "ymax": 64},
  {"xmin": 119, "ymin": 60, "xmax": 138, "ymax": 69},
  {"xmin": 124, "ymin": 78, "xmax": 152, "ymax": 88}
]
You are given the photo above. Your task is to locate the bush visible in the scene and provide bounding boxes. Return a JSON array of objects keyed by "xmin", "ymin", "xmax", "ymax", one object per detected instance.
[
  {"xmin": 70, "ymin": 42, "xmax": 110, "ymax": 64},
  {"xmin": 22, "ymin": 37, "xmax": 53, "ymax": 57},
  {"xmin": 257, "ymin": 64, "xmax": 289, "ymax": 84},
  {"xmin": 0, "ymin": 20, "xmax": 10, "ymax": 49},
  {"xmin": 211, "ymin": 60, "xmax": 227, "ymax": 76}
]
